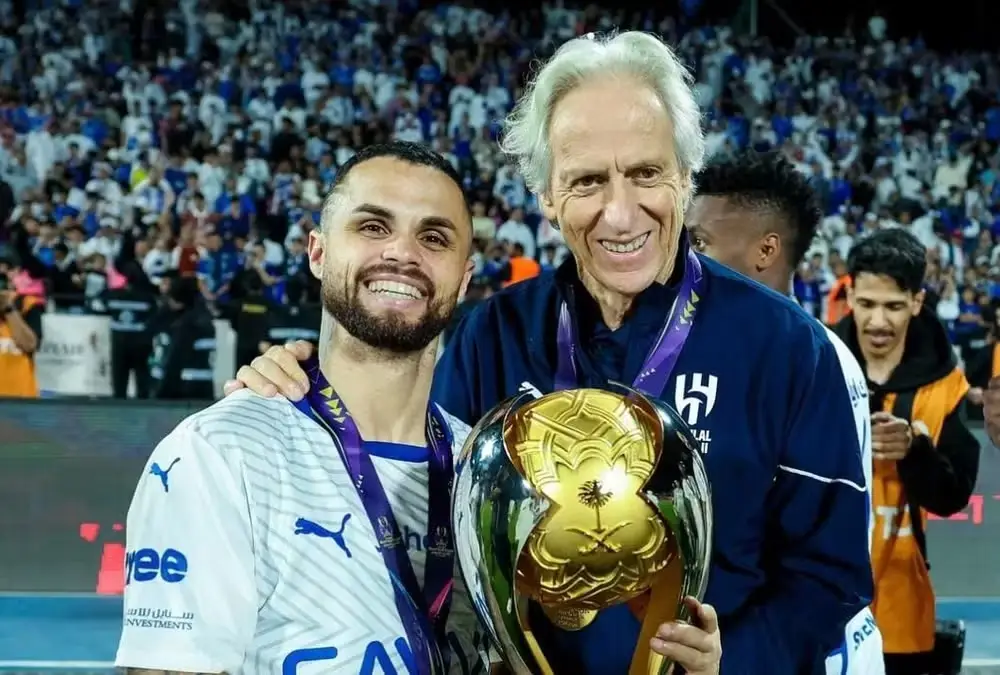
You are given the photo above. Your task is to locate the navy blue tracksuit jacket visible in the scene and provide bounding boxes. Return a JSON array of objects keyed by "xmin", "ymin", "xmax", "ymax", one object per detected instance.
[{"xmin": 431, "ymin": 250, "xmax": 873, "ymax": 674}]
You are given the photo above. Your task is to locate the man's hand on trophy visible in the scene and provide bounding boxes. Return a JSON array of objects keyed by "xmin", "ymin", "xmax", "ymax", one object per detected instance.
[
  {"xmin": 224, "ymin": 340, "xmax": 315, "ymax": 399},
  {"xmin": 650, "ymin": 596, "xmax": 721, "ymax": 675}
]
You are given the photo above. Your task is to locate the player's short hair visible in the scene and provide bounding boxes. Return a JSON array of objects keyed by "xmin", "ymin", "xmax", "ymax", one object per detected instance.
[
  {"xmin": 320, "ymin": 141, "xmax": 468, "ymax": 226},
  {"xmin": 694, "ymin": 151, "xmax": 822, "ymax": 266},
  {"xmin": 847, "ymin": 228, "xmax": 926, "ymax": 294}
]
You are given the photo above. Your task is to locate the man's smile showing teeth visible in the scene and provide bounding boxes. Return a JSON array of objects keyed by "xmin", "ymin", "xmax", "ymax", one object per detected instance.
[
  {"xmin": 366, "ymin": 280, "xmax": 424, "ymax": 299},
  {"xmin": 599, "ymin": 232, "xmax": 649, "ymax": 254}
]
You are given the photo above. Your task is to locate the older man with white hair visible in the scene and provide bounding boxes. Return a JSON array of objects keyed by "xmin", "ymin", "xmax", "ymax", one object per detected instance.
[{"xmin": 229, "ymin": 31, "xmax": 873, "ymax": 675}]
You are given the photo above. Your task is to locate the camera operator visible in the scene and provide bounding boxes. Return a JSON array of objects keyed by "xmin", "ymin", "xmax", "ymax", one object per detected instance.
[{"xmin": 0, "ymin": 257, "xmax": 44, "ymax": 398}]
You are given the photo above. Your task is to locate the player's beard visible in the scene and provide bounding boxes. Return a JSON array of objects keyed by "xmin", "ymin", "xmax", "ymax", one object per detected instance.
[{"xmin": 322, "ymin": 263, "xmax": 456, "ymax": 354}]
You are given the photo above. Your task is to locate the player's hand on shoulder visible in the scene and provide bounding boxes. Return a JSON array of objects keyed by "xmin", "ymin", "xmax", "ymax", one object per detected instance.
[
  {"xmin": 650, "ymin": 596, "xmax": 721, "ymax": 675},
  {"xmin": 223, "ymin": 340, "xmax": 314, "ymax": 400}
]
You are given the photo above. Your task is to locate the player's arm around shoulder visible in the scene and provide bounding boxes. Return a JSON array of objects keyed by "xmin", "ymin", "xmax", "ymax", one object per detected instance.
[{"xmin": 115, "ymin": 409, "xmax": 257, "ymax": 675}]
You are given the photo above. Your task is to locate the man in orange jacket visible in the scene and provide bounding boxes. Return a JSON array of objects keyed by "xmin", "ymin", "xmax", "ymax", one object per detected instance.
[
  {"xmin": 833, "ymin": 229, "xmax": 980, "ymax": 675},
  {"xmin": 0, "ymin": 261, "xmax": 44, "ymax": 398},
  {"xmin": 501, "ymin": 241, "xmax": 540, "ymax": 288}
]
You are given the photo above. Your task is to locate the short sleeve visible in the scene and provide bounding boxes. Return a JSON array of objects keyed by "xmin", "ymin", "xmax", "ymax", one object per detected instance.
[{"xmin": 114, "ymin": 420, "xmax": 256, "ymax": 673}]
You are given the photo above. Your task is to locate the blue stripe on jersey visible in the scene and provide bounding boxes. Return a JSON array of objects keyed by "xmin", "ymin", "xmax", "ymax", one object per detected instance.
[{"xmin": 365, "ymin": 441, "xmax": 430, "ymax": 463}]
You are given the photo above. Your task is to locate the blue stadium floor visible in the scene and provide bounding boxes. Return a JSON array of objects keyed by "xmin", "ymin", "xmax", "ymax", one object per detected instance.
[{"xmin": 0, "ymin": 594, "xmax": 998, "ymax": 672}]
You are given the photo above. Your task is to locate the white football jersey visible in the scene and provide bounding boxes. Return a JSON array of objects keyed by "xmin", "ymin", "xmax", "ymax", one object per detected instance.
[
  {"xmin": 823, "ymin": 327, "xmax": 885, "ymax": 675},
  {"xmin": 825, "ymin": 326, "xmax": 874, "ymax": 550},
  {"xmin": 115, "ymin": 389, "xmax": 489, "ymax": 675}
]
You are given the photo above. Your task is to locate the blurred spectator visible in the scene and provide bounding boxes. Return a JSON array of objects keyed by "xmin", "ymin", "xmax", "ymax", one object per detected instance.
[
  {"xmin": 227, "ymin": 269, "xmax": 278, "ymax": 370},
  {"xmin": 88, "ymin": 265, "xmax": 159, "ymax": 399},
  {"xmin": 0, "ymin": 0, "xmax": 996, "ymax": 405},
  {"xmin": 503, "ymin": 241, "xmax": 541, "ymax": 288},
  {"xmin": 149, "ymin": 276, "xmax": 215, "ymax": 401},
  {"xmin": 0, "ymin": 254, "xmax": 43, "ymax": 398}
]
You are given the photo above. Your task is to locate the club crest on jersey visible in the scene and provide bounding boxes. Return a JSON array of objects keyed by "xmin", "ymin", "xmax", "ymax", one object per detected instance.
[
  {"xmin": 673, "ymin": 373, "xmax": 717, "ymax": 454},
  {"xmin": 376, "ymin": 516, "xmax": 402, "ymax": 549}
]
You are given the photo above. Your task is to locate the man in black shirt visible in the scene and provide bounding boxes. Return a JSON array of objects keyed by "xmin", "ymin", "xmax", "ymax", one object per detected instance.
[
  {"xmin": 266, "ymin": 301, "xmax": 321, "ymax": 351},
  {"xmin": 227, "ymin": 271, "xmax": 276, "ymax": 370},
  {"xmin": 90, "ymin": 269, "xmax": 160, "ymax": 399},
  {"xmin": 150, "ymin": 277, "xmax": 216, "ymax": 400}
]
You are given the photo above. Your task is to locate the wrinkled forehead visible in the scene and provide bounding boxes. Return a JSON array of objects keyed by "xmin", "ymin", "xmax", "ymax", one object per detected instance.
[{"xmin": 548, "ymin": 79, "xmax": 680, "ymax": 178}]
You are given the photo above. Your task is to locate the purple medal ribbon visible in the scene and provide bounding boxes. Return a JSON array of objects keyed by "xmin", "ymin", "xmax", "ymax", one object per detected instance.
[
  {"xmin": 293, "ymin": 358, "xmax": 455, "ymax": 674},
  {"xmin": 554, "ymin": 248, "xmax": 704, "ymax": 396}
]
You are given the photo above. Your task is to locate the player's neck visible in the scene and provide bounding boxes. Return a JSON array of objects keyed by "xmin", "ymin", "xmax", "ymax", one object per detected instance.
[
  {"xmin": 771, "ymin": 270, "xmax": 796, "ymax": 297},
  {"xmin": 321, "ymin": 332, "xmax": 438, "ymax": 446}
]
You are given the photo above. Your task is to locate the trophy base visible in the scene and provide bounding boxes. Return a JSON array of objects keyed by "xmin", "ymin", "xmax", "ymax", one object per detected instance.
[{"xmin": 540, "ymin": 604, "xmax": 597, "ymax": 631}]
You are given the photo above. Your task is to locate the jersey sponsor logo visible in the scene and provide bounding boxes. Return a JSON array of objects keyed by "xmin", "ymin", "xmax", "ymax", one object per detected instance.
[
  {"xmin": 283, "ymin": 638, "xmax": 413, "ymax": 675},
  {"xmin": 124, "ymin": 605, "xmax": 195, "ymax": 631},
  {"xmin": 282, "ymin": 632, "xmax": 487, "ymax": 675},
  {"xmin": 846, "ymin": 378, "xmax": 869, "ymax": 410},
  {"xmin": 148, "ymin": 457, "xmax": 181, "ymax": 492},
  {"xmin": 673, "ymin": 373, "xmax": 717, "ymax": 453},
  {"xmin": 400, "ymin": 525, "xmax": 446, "ymax": 554},
  {"xmin": 125, "ymin": 547, "xmax": 188, "ymax": 585},
  {"xmin": 851, "ymin": 613, "xmax": 878, "ymax": 649},
  {"xmin": 295, "ymin": 515, "xmax": 352, "ymax": 558}
]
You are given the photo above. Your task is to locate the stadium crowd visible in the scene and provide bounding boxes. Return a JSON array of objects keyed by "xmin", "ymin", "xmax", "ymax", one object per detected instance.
[{"xmin": 1, "ymin": 0, "xmax": 1000, "ymax": 399}]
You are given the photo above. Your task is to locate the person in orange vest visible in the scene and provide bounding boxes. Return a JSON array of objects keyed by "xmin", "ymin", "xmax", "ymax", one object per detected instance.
[
  {"xmin": 0, "ymin": 261, "xmax": 44, "ymax": 398},
  {"xmin": 826, "ymin": 259, "xmax": 852, "ymax": 326},
  {"xmin": 833, "ymin": 229, "xmax": 980, "ymax": 675},
  {"xmin": 980, "ymin": 309, "xmax": 1000, "ymax": 445},
  {"xmin": 501, "ymin": 241, "xmax": 541, "ymax": 288}
]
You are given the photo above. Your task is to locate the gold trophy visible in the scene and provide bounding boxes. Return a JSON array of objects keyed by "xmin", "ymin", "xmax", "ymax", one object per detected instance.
[{"xmin": 452, "ymin": 386, "xmax": 713, "ymax": 675}]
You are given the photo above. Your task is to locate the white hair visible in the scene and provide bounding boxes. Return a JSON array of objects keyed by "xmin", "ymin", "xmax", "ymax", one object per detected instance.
[{"xmin": 501, "ymin": 31, "xmax": 706, "ymax": 194}]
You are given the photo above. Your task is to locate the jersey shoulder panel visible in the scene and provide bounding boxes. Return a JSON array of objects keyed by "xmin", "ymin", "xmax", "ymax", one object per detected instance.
[{"xmin": 181, "ymin": 389, "xmax": 302, "ymax": 457}]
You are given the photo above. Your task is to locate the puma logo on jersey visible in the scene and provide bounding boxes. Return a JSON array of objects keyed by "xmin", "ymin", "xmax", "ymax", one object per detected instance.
[
  {"xmin": 149, "ymin": 458, "xmax": 181, "ymax": 493},
  {"xmin": 295, "ymin": 515, "xmax": 352, "ymax": 558}
]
